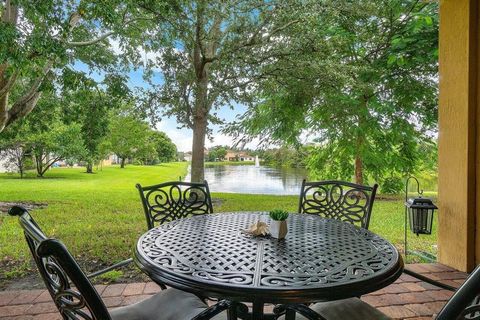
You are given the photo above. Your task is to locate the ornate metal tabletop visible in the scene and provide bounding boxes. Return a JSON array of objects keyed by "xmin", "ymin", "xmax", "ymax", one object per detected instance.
[{"xmin": 135, "ymin": 212, "xmax": 403, "ymax": 306}]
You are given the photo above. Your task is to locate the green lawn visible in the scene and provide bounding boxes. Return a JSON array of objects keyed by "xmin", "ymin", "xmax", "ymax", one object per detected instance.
[{"xmin": 0, "ymin": 163, "xmax": 437, "ymax": 281}]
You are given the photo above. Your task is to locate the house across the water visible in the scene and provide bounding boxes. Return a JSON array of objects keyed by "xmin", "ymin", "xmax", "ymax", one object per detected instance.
[{"xmin": 224, "ymin": 150, "xmax": 255, "ymax": 162}]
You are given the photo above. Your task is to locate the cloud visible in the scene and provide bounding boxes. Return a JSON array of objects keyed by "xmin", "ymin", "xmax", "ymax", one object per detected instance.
[
  {"xmin": 155, "ymin": 120, "xmax": 192, "ymax": 152},
  {"xmin": 206, "ymin": 133, "xmax": 234, "ymax": 149},
  {"xmin": 156, "ymin": 122, "xmax": 237, "ymax": 152},
  {"xmin": 156, "ymin": 117, "xmax": 261, "ymax": 152}
]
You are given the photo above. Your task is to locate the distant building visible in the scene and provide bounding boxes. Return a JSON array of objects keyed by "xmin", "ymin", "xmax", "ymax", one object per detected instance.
[
  {"xmin": 184, "ymin": 148, "xmax": 209, "ymax": 162},
  {"xmin": 224, "ymin": 150, "xmax": 255, "ymax": 162},
  {"xmin": 0, "ymin": 156, "xmax": 8, "ymax": 173},
  {"xmin": 100, "ymin": 154, "xmax": 116, "ymax": 166},
  {"xmin": 183, "ymin": 148, "xmax": 256, "ymax": 162},
  {"xmin": 184, "ymin": 152, "xmax": 192, "ymax": 162}
]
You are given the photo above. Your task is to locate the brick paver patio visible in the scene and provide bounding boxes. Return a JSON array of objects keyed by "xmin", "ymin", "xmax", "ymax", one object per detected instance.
[{"xmin": 0, "ymin": 263, "xmax": 468, "ymax": 319}]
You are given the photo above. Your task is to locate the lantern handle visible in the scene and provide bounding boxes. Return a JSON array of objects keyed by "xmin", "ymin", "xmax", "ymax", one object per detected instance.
[{"xmin": 405, "ymin": 176, "xmax": 423, "ymax": 203}]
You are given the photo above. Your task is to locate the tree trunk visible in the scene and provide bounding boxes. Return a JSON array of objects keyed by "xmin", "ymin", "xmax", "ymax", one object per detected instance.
[
  {"xmin": 86, "ymin": 162, "xmax": 93, "ymax": 173},
  {"xmin": 354, "ymin": 96, "xmax": 368, "ymax": 185},
  {"xmin": 17, "ymin": 149, "xmax": 24, "ymax": 179},
  {"xmin": 189, "ymin": 3, "xmax": 218, "ymax": 183},
  {"xmin": 35, "ymin": 154, "xmax": 44, "ymax": 177},
  {"xmin": 190, "ymin": 62, "xmax": 210, "ymax": 183},
  {"xmin": 0, "ymin": 1, "xmax": 18, "ymax": 132},
  {"xmin": 18, "ymin": 159, "xmax": 24, "ymax": 179},
  {"xmin": 120, "ymin": 157, "xmax": 126, "ymax": 168},
  {"xmin": 0, "ymin": 89, "xmax": 8, "ymax": 133},
  {"xmin": 191, "ymin": 115, "xmax": 208, "ymax": 182},
  {"xmin": 38, "ymin": 157, "xmax": 59, "ymax": 177},
  {"xmin": 190, "ymin": 43, "xmax": 210, "ymax": 182},
  {"xmin": 354, "ymin": 153, "xmax": 363, "ymax": 185}
]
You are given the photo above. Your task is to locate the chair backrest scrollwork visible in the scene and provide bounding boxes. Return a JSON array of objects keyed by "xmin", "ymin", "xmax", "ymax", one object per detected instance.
[
  {"xmin": 298, "ymin": 180, "xmax": 378, "ymax": 229},
  {"xmin": 8, "ymin": 206, "xmax": 111, "ymax": 320},
  {"xmin": 136, "ymin": 180, "xmax": 214, "ymax": 229}
]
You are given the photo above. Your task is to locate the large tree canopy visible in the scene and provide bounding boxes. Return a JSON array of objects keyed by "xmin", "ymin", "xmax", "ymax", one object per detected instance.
[
  {"xmin": 149, "ymin": 131, "xmax": 177, "ymax": 164},
  {"xmin": 138, "ymin": 0, "xmax": 307, "ymax": 182},
  {"xmin": 0, "ymin": 0, "xmax": 149, "ymax": 132},
  {"xmin": 108, "ymin": 112, "xmax": 156, "ymax": 168},
  {"xmin": 0, "ymin": 89, "xmax": 86, "ymax": 177},
  {"xmin": 61, "ymin": 72, "xmax": 131, "ymax": 173},
  {"xmin": 226, "ymin": 0, "xmax": 439, "ymax": 184}
]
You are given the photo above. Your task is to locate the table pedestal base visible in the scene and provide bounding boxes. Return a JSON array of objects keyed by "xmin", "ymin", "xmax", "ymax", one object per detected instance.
[{"xmin": 193, "ymin": 300, "xmax": 324, "ymax": 320}]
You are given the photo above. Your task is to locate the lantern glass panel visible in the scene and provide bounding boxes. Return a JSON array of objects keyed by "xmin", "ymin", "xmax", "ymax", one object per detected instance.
[
  {"xmin": 409, "ymin": 207, "xmax": 433, "ymax": 235},
  {"xmin": 406, "ymin": 198, "xmax": 437, "ymax": 235}
]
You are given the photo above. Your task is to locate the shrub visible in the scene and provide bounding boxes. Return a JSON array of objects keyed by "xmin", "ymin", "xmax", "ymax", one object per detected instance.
[{"xmin": 381, "ymin": 176, "xmax": 404, "ymax": 194}]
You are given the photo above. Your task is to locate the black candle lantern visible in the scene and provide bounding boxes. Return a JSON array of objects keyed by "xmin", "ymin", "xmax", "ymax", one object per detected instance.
[
  {"xmin": 405, "ymin": 197, "xmax": 437, "ymax": 235},
  {"xmin": 401, "ymin": 177, "xmax": 455, "ymax": 291},
  {"xmin": 404, "ymin": 176, "xmax": 438, "ymax": 262}
]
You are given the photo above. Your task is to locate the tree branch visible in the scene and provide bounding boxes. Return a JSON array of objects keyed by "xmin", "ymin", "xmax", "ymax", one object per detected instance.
[
  {"xmin": 6, "ymin": 91, "xmax": 42, "ymax": 128},
  {"xmin": 41, "ymin": 156, "xmax": 61, "ymax": 176},
  {"xmin": 212, "ymin": 18, "xmax": 301, "ymax": 64},
  {"xmin": 12, "ymin": 60, "xmax": 53, "ymax": 109},
  {"xmin": 268, "ymin": 19, "xmax": 300, "ymax": 38},
  {"xmin": 0, "ymin": 71, "xmax": 19, "ymax": 99},
  {"xmin": 5, "ymin": 60, "xmax": 52, "ymax": 127},
  {"xmin": 138, "ymin": 3, "xmax": 195, "ymax": 43},
  {"xmin": 365, "ymin": 0, "xmax": 426, "ymax": 61},
  {"xmin": 181, "ymin": 85, "xmax": 194, "ymax": 128},
  {"xmin": 1, "ymin": 0, "xmax": 18, "ymax": 24},
  {"xmin": 66, "ymin": 16, "xmax": 152, "ymax": 47},
  {"xmin": 67, "ymin": 31, "xmax": 115, "ymax": 47},
  {"xmin": 202, "ymin": 10, "xmax": 223, "ymax": 65}
]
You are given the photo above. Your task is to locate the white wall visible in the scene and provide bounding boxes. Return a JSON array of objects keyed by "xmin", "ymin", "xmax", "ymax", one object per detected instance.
[{"xmin": 0, "ymin": 155, "xmax": 9, "ymax": 173}]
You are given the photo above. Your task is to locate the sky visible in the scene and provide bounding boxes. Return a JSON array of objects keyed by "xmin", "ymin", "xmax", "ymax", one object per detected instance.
[
  {"xmin": 156, "ymin": 102, "xmax": 248, "ymax": 152},
  {"xmin": 73, "ymin": 61, "xmax": 249, "ymax": 153}
]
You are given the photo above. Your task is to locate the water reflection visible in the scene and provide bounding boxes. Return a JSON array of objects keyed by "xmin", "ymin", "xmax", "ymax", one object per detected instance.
[{"xmin": 186, "ymin": 164, "xmax": 308, "ymax": 195}]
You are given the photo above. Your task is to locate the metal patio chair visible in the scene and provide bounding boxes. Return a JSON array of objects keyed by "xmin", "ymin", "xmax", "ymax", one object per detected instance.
[
  {"xmin": 133, "ymin": 180, "xmax": 214, "ymax": 290},
  {"xmin": 279, "ymin": 264, "xmax": 480, "ymax": 319},
  {"xmin": 8, "ymin": 206, "xmax": 228, "ymax": 320},
  {"xmin": 136, "ymin": 180, "xmax": 213, "ymax": 230},
  {"xmin": 92, "ymin": 180, "xmax": 214, "ymax": 282},
  {"xmin": 298, "ymin": 180, "xmax": 378, "ymax": 229}
]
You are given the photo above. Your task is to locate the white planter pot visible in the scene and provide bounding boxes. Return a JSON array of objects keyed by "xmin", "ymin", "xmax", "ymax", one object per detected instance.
[{"xmin": 270, "ymin": 220, "xmax": 288, "ymax": 239}]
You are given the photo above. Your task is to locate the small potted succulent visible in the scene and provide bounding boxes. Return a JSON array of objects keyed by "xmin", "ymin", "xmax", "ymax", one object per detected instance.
[{"xmin": 269, "ymin": 209, "xmax": 289, "ymax": 239}]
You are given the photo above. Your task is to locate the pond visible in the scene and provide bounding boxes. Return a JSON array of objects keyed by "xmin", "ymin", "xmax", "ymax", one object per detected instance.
[{"xmin": 186, "ymin": 164, "xmax": 308, "ymax": 195}]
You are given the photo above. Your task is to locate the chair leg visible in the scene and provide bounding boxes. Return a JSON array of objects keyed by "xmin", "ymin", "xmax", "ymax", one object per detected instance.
[
  {"xmin": 285, "ymin": 309, "xmax": 296, "ymax": 320},
  {"xmin": 227, "ymin": 303, "xmax": 238, "ymax": 320},
  {"xmin": 193, "ymin": 300, "xmax": 233, "ymax": 320},
  {"xmin": 279, "ymin": 304, "xmax": 327, "ymax": 320}
]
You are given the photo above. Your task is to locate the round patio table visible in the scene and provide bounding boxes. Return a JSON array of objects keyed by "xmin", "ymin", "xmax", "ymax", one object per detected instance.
[{"xmin": 134, "ymin": 212, "xmax": 403, "ymax": 320}]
